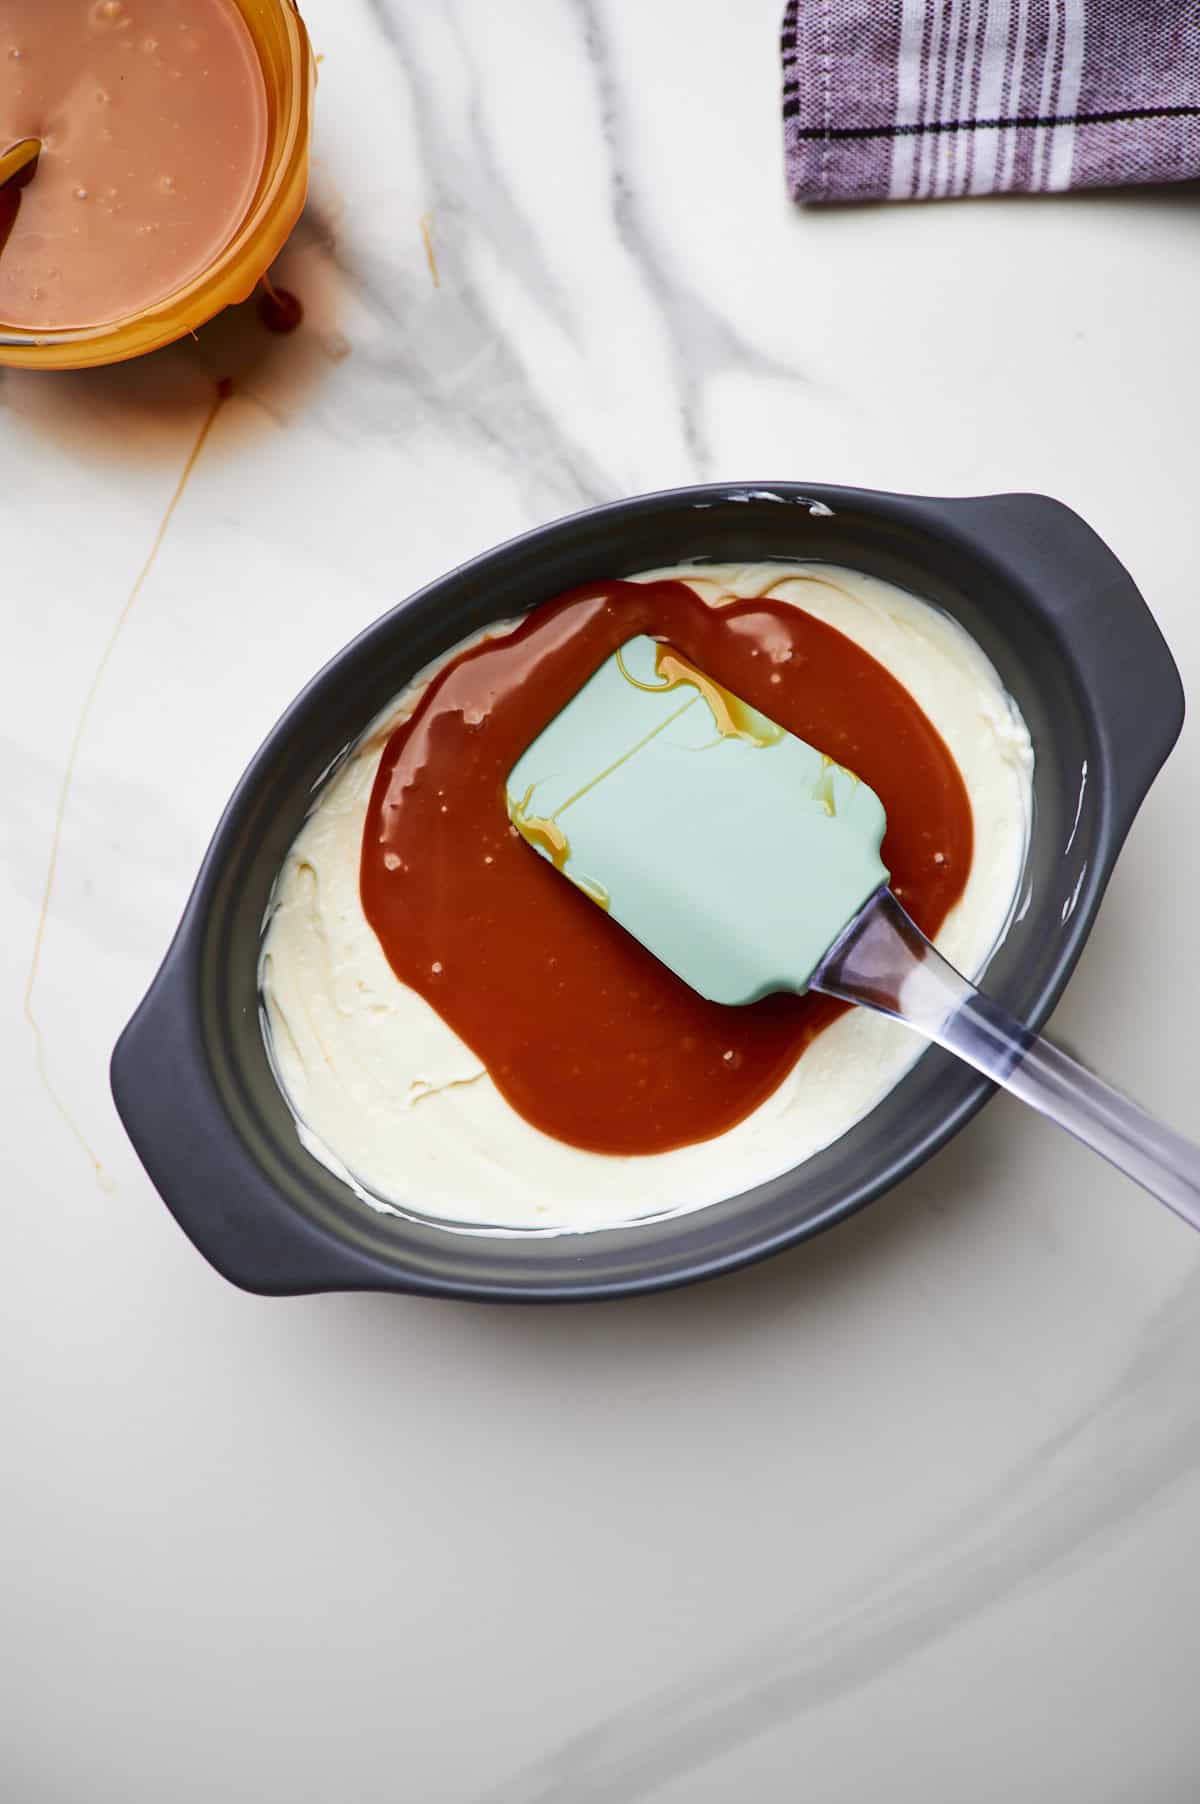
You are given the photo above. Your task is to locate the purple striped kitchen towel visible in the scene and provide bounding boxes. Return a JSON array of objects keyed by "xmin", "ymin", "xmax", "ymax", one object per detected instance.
[{"xmin": 782, "ymin": 2, "xmax": 1200, "ymax": 203}]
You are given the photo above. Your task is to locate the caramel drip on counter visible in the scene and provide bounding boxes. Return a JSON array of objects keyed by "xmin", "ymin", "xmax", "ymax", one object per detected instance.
[{"xmin": 25, "ymin": 380, "xmax": 232, "ymax": 1184}]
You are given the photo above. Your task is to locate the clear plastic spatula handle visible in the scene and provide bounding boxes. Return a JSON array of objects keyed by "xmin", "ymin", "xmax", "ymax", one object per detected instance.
[{"xmin": 813, "ymin": 887, "xmax": 1200, "ymax": 1234}]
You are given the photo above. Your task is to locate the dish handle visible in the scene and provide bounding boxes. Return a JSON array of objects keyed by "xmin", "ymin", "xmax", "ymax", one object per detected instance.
[
  {"xmin": 111, "ymin": 950, "xmax": 382, "ymax": 1296},
  {"xmin": 918, "ymin": 491, "xmax": 1185, "ymax": 841}
]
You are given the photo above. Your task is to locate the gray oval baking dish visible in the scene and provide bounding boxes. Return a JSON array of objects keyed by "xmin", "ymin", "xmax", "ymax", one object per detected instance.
[{"xmin": 111, "ymin": 483, "xmax": 1185, "ymax": 1301}]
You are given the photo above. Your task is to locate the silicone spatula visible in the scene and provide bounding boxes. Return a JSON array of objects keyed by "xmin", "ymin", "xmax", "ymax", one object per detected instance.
[{"xmin": 506, "ymin": 635, "xmax": 1200, "ymax": 1233}]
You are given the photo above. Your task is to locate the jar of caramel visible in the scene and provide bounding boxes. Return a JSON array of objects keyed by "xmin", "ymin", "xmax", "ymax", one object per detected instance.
[{"xmin": 0, "ymin": 0, "xmax": 314, "ymax": 369}]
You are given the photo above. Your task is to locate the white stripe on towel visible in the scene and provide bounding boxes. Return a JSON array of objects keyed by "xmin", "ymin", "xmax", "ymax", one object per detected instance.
[
  {"xmin": 918, "ymin": 0, "xmax": 951, "ymax": 197},
  {"xmin": 1047, "ymin": 0, "xmax": 1086, "ymax": 189},
  {"xmin": 1031, "ymin": 0, "xmax": 1063, "ymax": 189},
  {"xmin": 970, "ymin": 0, "xmax": 1012, "ymax": 193},
  {"xmin": 951, "ymin": 0, "xmax": 986, "ymax": 195},
  {"xmin": 998, "ymin": 0, "xmax": 1030, "ymax": 190},
  {"xmin": 890, "ymin": 0, "xmax": 933, "ymax": 199},
  {"xmin": 933, "ymin": 0, "xmax": 965, "ymax": 196}
]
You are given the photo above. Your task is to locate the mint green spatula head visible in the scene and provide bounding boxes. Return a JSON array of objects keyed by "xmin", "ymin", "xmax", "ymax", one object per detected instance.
[{"xmin": 506, "ymin": 636, "xmax": 889, "ymax": 1004}]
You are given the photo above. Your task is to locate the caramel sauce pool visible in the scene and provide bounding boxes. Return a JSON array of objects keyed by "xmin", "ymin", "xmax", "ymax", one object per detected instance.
[{"xmin": 361, "ymin": 580, "xmax": 972, "ymax": 1156}]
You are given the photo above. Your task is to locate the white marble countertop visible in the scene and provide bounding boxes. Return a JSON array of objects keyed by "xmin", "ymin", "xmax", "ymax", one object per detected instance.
[{"xmin": 5, "ymin": 2, "xmax": 1200, "ymax": 1798}]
